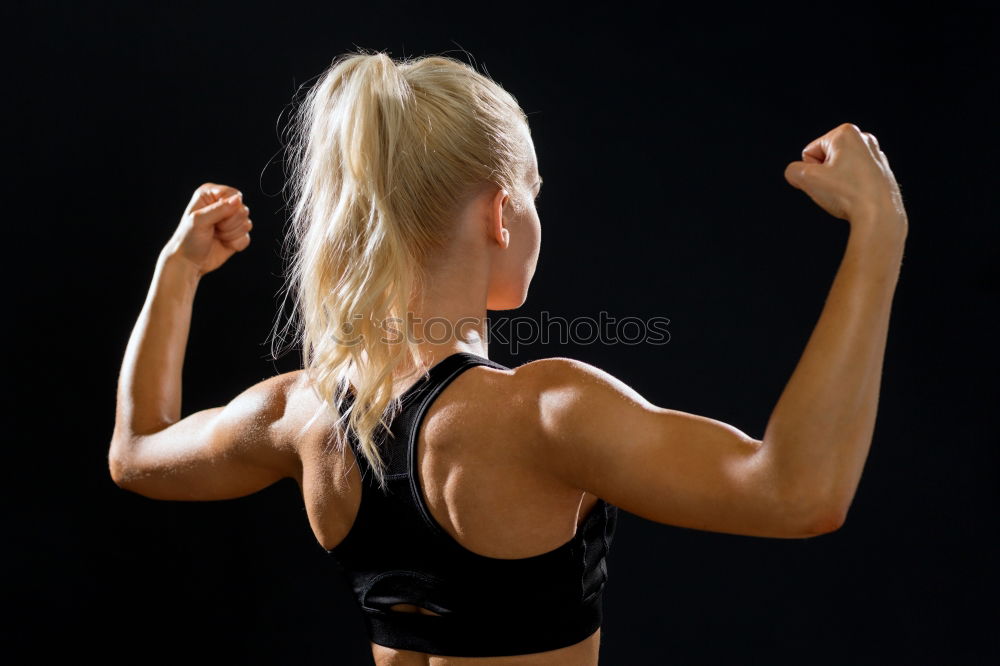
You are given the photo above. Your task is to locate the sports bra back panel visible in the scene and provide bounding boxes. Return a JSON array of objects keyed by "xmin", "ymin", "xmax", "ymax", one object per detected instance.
[{"xmin": 325, "ymin": 352, "xmax": 619, "ymax": 658}]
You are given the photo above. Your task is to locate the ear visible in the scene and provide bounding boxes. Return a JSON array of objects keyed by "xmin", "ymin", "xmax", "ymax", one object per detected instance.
[{"xmin": 488, "ymin": 187, "xmax": 511, "ymax": 249}]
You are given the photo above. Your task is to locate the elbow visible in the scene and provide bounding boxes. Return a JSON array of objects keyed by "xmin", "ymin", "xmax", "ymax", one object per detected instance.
[
  {"xmin": 771, "ymin": 463, "xmax": 850, "ymax": 538},
  {"xmin": 108, "ymin": 454, "xmax": 126, "ymax": 488},
  {"xmin": 108, "ymin": 448, "xmax": 133, "ymax": 489},
  {"xmin": 802, "ymin": 507, "xmax": 847, "ymax": 537},
  {"xmin": 794, "ymin": 500, "xmax": 848, "ymax": 538},
  {"xmin": 774, "ymin": 480, "xmax": 848, "ymax": 538}
]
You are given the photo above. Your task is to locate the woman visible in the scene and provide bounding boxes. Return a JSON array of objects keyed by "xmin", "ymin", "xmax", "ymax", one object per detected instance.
[{"xmin": 108, "ymin": 50, "xmax": 908, "ymax": 665}]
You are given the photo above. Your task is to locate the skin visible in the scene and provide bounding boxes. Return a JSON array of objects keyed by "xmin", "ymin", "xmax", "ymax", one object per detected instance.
[{"xmin": 109, "ymin": 121, "xmax": 907, "ymax": 665}]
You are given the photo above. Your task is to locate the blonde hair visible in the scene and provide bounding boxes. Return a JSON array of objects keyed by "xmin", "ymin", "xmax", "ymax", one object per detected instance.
[{"xmin": 272, "ymin": 49, "xmax": 530, "ymax": 490}]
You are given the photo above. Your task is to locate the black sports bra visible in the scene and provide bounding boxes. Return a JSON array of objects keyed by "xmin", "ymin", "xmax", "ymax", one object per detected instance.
[{"xmin": 325, "ymin": 352, "xmax": 619, "ymax": 657}]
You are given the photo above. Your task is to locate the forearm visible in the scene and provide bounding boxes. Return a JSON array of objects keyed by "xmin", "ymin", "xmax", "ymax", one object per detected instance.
[
  {"xmin": 110, "ymin": 250, "xmax": 202, "ymax": 458},
  {"xmin": 761, "ymin": 211, "xmax": 906, "ymax": 517}
]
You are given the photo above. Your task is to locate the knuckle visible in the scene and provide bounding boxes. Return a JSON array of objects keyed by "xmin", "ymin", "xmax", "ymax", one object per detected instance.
[
  {"xmin": 834, "ymin": 123, "xmax": 864, "ymax": 144},
  {"xmin": 833, "ymin": 124, "xmax": 868, "ymax": 149}
]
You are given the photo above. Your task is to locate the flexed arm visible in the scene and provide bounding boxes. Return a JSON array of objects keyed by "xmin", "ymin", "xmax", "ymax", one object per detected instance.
[
  {"xmin": 527, "ymin": 124, "xmax": 907, "ymax": 538},
  {"xmin": 108, "ymin": 183, "xmax": 299, "ymax": 500},
  {"xmin": 762, "ymin": 124, "xmax": 908, "ymax": 523}
]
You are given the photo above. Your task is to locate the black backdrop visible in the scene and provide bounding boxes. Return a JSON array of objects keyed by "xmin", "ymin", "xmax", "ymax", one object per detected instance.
[{"xmin": 7, "ymin": 3, "xmax": 997, "ymax": 664}]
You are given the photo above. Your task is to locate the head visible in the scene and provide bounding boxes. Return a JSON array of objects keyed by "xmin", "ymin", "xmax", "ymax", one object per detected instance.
[{"xmin": 274, "ymin": 49, "xmax": 538, "ymax": 488}]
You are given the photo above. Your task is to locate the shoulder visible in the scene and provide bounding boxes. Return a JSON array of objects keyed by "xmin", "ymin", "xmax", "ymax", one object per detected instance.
[
  {"xmin": 421, "ymin": 356, "xmax": 614, "ymax": 435},
  {"xmin": 226, "ymin": 369, "xmax": 318, "ymax": 477},
  {"xmin": 271, "ymin": 368, "xmax": 336, "ymax": 447},
  {"xmin": 443, "ymin": 356, "xmax": 626, "ymax": 412},
  {"xmin": 511, "ymin": 356, "xmax": 635, "ymax": 388},
  {"xmin": 505, "ymin": 356, "xmax": 654, "ymax": 419},
  {"xmin": 479, "ymin": 356, "xmax": 653, "ymax": 472},
  {"xmin": 230, "ymin": 370, "xmax": 309, "ymax": 439}
]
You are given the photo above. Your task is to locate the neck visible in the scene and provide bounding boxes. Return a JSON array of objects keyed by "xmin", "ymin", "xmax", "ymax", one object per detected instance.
[
  {"xmin": 401, "ymin": 234, "xmax": 496, "ymax": 373},
  {"xmin": 404, "ymin": 291, "xmax": 490, "ymax": 372}
]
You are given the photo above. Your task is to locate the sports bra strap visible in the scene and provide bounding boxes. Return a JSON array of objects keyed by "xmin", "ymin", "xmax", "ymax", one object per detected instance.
[{"xmin": 337, "ymin": 352, "xmax": 510, "ymax": 478}]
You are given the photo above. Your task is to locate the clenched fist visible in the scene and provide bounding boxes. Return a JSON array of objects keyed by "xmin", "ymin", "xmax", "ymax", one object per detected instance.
[
  {"xmin": 784, "ymin": 123, "xmax": 907, "ymax": 234},
  {"xmin": 162, "ymin": 182, "xmax": 254, "ymax": 277}
]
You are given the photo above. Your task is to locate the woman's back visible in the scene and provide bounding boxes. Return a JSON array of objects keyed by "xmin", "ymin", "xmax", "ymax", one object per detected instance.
[{"xmin": 293, "ymin": 352, "xmax": 612, "ymax": 665}]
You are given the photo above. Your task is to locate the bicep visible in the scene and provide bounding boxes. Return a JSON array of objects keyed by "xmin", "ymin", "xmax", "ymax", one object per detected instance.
[
  {"xmin": 111, "ymin": 374, "xmax": 302, "ymax": 501},
  {"xmin": 532, "ymin": 359, "xmax": 823, "ymax": 538}
]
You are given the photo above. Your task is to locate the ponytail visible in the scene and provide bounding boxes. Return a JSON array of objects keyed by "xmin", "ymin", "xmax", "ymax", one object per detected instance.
[{"xmin": 272, "ymin": 49, "xmax": 528, "ymax": 490}]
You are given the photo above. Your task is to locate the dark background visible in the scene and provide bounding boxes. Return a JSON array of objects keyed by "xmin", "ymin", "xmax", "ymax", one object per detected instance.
[{"xmin": 7, "ymin": 2, "xmax": 997, "ymax": 664}]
